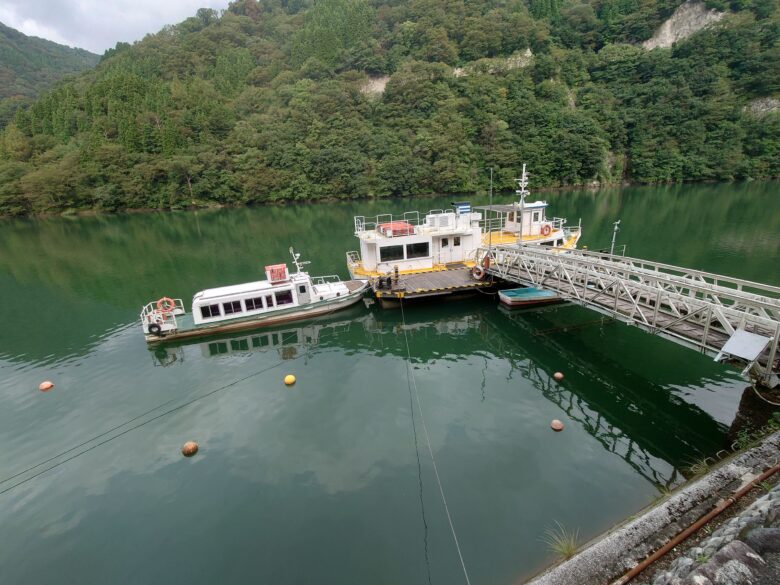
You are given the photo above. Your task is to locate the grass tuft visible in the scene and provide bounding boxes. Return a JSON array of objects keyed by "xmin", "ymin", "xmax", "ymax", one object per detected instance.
[
  {"xmin": 687, "ymin": 456, "xmax": 710, "ymax": 476},
  {"xmin": 541, "ymin": 521, "xmax": 580, "ymax": 559}
]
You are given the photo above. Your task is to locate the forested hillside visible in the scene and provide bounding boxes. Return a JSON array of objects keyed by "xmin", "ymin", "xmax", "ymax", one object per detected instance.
[
  {"xmin": 0, "ymin": 0, "xmax": 778, "ymax": 216},
  {"xmin": 0, "ymin": 22, "xmax": 99, "ymax": 129}
]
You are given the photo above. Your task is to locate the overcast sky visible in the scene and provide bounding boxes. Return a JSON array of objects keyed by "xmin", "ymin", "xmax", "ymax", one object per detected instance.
[{"xmin": 0, "ymin": 1, "xmax": 231, "ymax": 54}]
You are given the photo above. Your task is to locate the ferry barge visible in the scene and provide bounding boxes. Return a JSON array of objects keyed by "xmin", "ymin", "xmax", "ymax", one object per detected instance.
[
  {"xmin": 345, "ymin": 166, "xmax": 581, "ymax": 307},
  {"xmin": 140, "ymin": 249, "xmax": 368, "ymax": 343},
  {"xmin": 346, "ymin": 202, "xmax": 493, "ymax": 307}
]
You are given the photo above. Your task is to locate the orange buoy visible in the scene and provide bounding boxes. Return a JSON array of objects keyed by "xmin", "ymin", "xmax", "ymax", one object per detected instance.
[
  {"xmin": 551, "ymin": 419, "xmax": 565, "ymax": 432},
  {"xmin": 39, "ymin": 381, "xmax": 54, "ymax": 392},
  {"xmin": 284, "ymin": 374, "xmax": 296, "ymax": 386},
  {"xmin": 553, "ymin": 372, "xmax": 564, "ymax": 381},
  {"xmin": 181, "ymin": 441, "xmax": 199, "ymax": 457}
]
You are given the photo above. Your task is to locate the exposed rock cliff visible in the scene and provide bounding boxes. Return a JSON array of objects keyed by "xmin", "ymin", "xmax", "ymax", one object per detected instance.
[
  {"xmin": 745, "ymin": 97, "xmax": 780, "ymax": 117},
  {"xmin": 643, "ymin": 1, "xmax": 725, "ymax": 50}
]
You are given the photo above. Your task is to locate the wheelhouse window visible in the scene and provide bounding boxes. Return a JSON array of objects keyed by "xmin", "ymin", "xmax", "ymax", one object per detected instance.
[
  {"xmin": 379, "ymin": 245, "xmax": 404, "ymax": 262},
  {"xmin": 200, "ymin": 304, "xmax": 221, "ymax": 319},
  {"xmin": 406, "ymin": 242, "xmax": 429, "ymax": 259},
  {"xmin": 275, "ymin": 290, "xmax": 294, "ymax": 306},
  {"xmin": 245, "ymin": 297, "xmax": 264, "ymax": 311},
  {"xmin": 265, "ymin": 295, "xmax": 274, "ymax": 308},
  {"xmin": 223, "ymin": 300, "xmax": 242, "ymax": 315},
  {"xmin": 454, "ymin": 236, "xmax": 461, "ymax": 246},
  {"xmin": 532, "ymin": 211, "xmax": 540, "ymax": 222},
  {"xmin": 441, "ymin": 238, "xmax": 449, "ymax": 247},
  {"xmin": 298, "ymin": 285, "xmax": 307, "ymax": 294}
]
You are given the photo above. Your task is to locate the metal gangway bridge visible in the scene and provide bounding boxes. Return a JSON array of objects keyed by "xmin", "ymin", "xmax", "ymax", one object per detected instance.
[{"xmin": 478, "ymin": 245, "xmax": 780, "ymax": 387}]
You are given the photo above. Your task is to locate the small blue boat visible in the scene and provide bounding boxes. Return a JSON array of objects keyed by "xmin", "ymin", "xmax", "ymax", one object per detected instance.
[{"xmin": 498, "ymin": 287, "xmax": 560, "ymax": 307}]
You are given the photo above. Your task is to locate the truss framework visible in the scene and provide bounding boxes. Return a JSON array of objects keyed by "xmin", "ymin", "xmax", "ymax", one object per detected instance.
[{"xmin": 479, "ymin": 245, "xmax": 780, "ymax": 386}]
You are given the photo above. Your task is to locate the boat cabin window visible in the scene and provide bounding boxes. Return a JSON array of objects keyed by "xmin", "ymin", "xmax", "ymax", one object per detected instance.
[
  {"xmin": 532, "ymin": 211, "xmax": 540, "ymax": 222},
  {"xmin": 380, "ymin": 245, "xmax": 404, "ymax": 262},
  {"xmin": 454, "ymin": 236, "xmax": 461, "ymax": 246},
  {"xmin": 275, "ymin": 290, "xmax": 294, "ymax": 306},
  {"xmin": 223, "ymin": 300, "xmax": 242, "ymax": 315},
  {"xmin": 245, "ymin": 297, "xmax": 264, "ymax": 311},
  {"xmin": 509, "ymin": 212, "xmax": 516, "ymax": 222},
  {"xmin": 298, "ymin": 285, "xmax": 307, "ymax": 294},
  {"xmin": 200, "ymin": 304, "xmax": 221, "ymax": 319},
  {"xmin": 442, "ymin": 238, "xmax": 449, "ymax": 247},
  {"xmin": 265, "ymin": 295, "xmax": 274, "ymax": 308},
  {"xmin": 406, "ymin": 242, "xmax": 429, "ymax": 259}
]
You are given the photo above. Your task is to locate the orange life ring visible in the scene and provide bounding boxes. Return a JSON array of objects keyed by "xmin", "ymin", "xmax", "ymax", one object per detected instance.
[
  {"xmin": 157, "ymin": 297, "xmax": 175, "ymax": 313},
  {"xmin": 471, "ymin": 265, "xmax": 485, "ymax": 280},
  {"xmin": 541, "ymin": 224, "xmax": 552, "ymax": 237}
]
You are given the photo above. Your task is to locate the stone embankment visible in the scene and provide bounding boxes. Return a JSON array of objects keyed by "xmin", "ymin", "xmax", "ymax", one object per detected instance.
[
  {"xmin": 523, "ymin": 431, "xmax": 780, "ymax": 585},
  {"xmin": 651, "ymin": 480, "xmax": 780, "ymax": 584}
]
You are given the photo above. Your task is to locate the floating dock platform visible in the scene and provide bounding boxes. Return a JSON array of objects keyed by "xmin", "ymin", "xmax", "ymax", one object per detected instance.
[{"xmin": 369, "ymin": 263, "xmax": 492, "ymax": 308}]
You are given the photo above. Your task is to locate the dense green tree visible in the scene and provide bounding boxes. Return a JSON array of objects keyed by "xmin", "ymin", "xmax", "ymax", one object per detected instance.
[{"xmin": 0, "ymin": 0, "xmax": 778, "ymax": 216}]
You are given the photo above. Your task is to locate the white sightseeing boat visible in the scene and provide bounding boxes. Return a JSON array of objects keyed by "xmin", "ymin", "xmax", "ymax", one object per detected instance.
[{"xmin": 140, "ymin": 249, "xmax": 369, "ymax": 343}]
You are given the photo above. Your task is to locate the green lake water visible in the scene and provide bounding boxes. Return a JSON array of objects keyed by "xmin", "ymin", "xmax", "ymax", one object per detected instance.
[{"xmin": 1, "ymin": 181, "xmax": 778, "ymax": 585}]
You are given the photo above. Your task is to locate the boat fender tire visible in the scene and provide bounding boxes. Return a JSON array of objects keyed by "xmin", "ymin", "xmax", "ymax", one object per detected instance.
[
  {"xmin": 471, "ymin": 265, "xmax": 485, "ymax": 280},
  {"xmin": 541, "ymin": 225, "xmax": 552, "ymax": 237},
  {"xmin": 148, "ymin": 323, "xmax": 162, "ymax": 336}
]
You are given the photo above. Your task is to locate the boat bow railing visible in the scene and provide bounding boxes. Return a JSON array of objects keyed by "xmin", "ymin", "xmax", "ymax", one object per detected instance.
[{"xmin": 140, "ymin": 299, "xmax": 185, "ymax": 332}]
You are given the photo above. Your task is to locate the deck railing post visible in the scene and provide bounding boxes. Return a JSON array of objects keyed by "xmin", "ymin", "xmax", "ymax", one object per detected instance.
[{"xmin": 765, "ymin": 323, "xmax": 780, "ymax": 385}]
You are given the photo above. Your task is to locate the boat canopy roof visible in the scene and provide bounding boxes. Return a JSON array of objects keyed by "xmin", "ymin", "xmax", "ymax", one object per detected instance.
[
  {"xmin": 195, "ymin": 275, "xmax": 304, "ymax": 301},
  {"xmin": 473, "ymin": 200, "xmax": 548, "ymax": 213}
]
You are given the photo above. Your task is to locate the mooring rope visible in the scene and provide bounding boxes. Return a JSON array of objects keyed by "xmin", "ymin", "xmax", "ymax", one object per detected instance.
[
  {"xmin": 399, "ymin": 299, "xmax": 473, "ymax": 585},
  {"xmin": 404, "ymin": 325, "xmax": 433, "ymax": 585},
  {"xmin": 752, "ymin": 385, "xmax": 780, "ymax": 407}
]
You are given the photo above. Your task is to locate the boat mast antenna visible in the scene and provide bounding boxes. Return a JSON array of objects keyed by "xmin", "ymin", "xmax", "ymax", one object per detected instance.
[
  {"xmin": 289, "ymin": 247, "xmax": 310, "ymax": 273},
  {"xmin": 515, "ymin": 163, "xmax": 530, "ymax": 245},
  {"xmin": 488, "ymin": 167, "xmax": 494, "ymax": 253}
]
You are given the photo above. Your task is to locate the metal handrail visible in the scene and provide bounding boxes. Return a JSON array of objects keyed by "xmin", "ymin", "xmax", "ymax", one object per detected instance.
[
  {"xmin": 311, "ymin": 275, "xmax": 342, "ymax": 285},
  {"xmin": 477, "ymin": 243, "xmax": 780, "ymax": 384}
]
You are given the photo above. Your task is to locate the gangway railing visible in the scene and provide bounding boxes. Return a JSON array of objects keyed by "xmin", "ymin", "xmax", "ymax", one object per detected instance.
[{"xmin": 478, "ymin": 245, "xmax": 780, "ymax": 386}]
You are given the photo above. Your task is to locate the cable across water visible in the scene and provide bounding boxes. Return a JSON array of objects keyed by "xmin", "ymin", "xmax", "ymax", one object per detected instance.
[{"xmin": 399, "ymin": 299, "xmax": 473, "ymax": 585}]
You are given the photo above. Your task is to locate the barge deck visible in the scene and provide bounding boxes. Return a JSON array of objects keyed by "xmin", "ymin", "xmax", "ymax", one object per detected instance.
[{"xmin": 370, "ymin": 264, "xmax": 492, "ymax": 307}]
